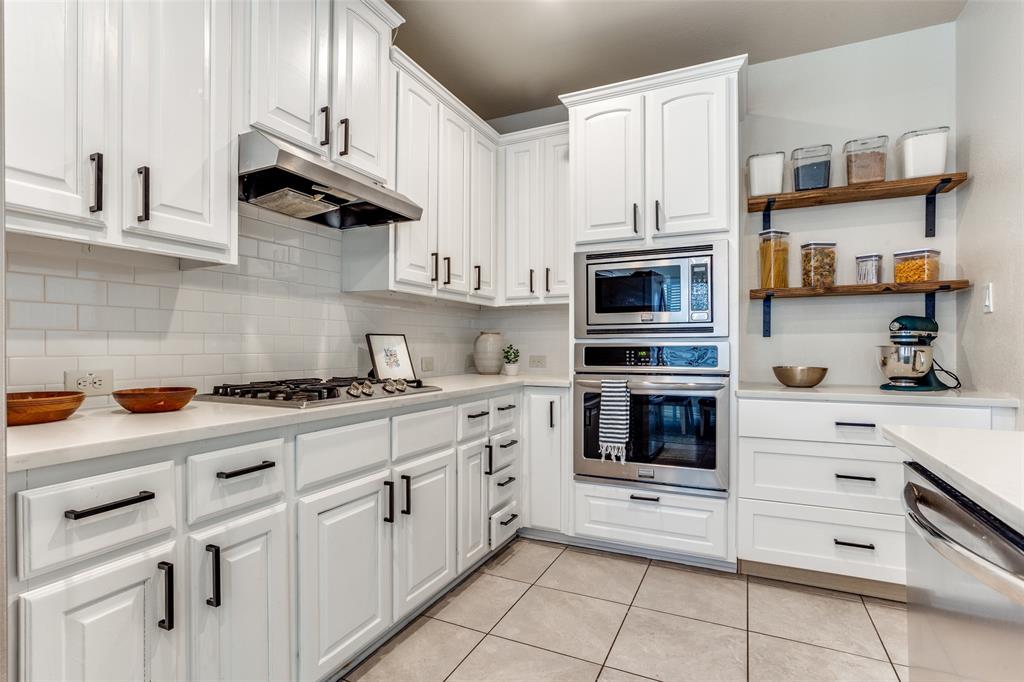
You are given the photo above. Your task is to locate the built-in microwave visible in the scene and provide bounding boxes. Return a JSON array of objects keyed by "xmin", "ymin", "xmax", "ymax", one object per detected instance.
[{"xmin": 574, "ymin": 241, "xmax": 728, "ymax": 338}]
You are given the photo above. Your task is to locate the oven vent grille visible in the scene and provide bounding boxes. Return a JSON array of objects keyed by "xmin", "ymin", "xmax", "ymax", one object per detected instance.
[
  {"xmin": 586, "ymin": 244, "xmax": 714, "ymax": 260},
  {"xmin": 586, "ymin": 327, "xmax": 716, "ymax": 335}
]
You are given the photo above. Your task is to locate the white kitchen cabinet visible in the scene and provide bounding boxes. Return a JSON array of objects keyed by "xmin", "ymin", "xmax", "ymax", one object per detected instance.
[
  {"xmin": 469, "ymin": 130, "xmax": 499, "ymax": 301},
  {"xmin": 188, "ymin": 504, "xmax": 290, "ymax": 682},
  {"xmin": 20, "ymin": 542, "xmax": 178, "ymax": 682},
  {"xmin": 503, "ymin": 138, "xmax": 543, "ymax": 301},
  {"xmin": 298, "ymin": 469, "xmax": 393, "ymax": 680},
  {"xmin": 541, "ymin": 132, "xmax": 572, "ymax": 299},
  {"xmin": 525, "ymin": 390, "xmax": 565, "ymax": 532},
  {"xmin": 249, "ymin": 0, "xmax": 331, "ymax": 154},
  {"xmin": 437, "ymin": 104, "xmax": 473, "ymax": 295},
  {"xmin": 121, "ymin": 0, "xmax": 234, "ymax": 256},
  {"xmin": 456, "ymin": 439, "xmax": 488, "ymax": 573},
  {"xmin": 392, "ymin": 448, "xmax": 457, "ymax": 620}
]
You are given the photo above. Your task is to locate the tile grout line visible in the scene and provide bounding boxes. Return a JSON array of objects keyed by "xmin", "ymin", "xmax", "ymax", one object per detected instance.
[
  {"xmin": 746, "ymin": 572, "xmax": 751, "ymax": 682},
  {"xmin": 861, "ymin": 594, "xmax": 902, "ymax": 680},
  {"xmin": 599, "ymin": 559, "xmax": 652, "ymax": 670}
]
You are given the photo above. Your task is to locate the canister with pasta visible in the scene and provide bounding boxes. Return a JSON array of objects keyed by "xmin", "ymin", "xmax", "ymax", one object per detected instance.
[
  {"xmin": 894, "ymin": 249, "xmax": 940, "ymax": 283},
  {"xmin": 758, "ymin": 229, "xmax": 790, "ymax": 289},
  {"xmin": 801, "ymin": 242, "xmax": 837, "ymax": 288}
]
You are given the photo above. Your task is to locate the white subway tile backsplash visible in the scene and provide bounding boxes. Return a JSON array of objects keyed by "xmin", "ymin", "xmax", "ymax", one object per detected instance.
[
  {"xmin": 238, "ymin": 237, "xmax": 258, "ymax": 257},
  {"xmin": 8, "ymin": 356, "xmax": 76, "ymax": 385},
  {"xmin": 274, "ymin": 262, "xmax": 302, "ymax": 282},
  {"xmin": 184, "ymin": 311, "xmax": 224, "ymax": 333},
  {"xmin": 204, "ymin": 333, "xmax": 242, "ymax": 354},
  {"xmin": 109, "ymin": 283, "xmax": 161, "ymax": 308},
  {"xmin": 203, "ymin": 291, "xmax": 241, "ymax": 314},
  {"xmin": 79, "ymin": 355, "xmax": 136, "ymax": 380},
  {"xmin": 79, "ymin": 305, "xmax": 135, "ymax": 331},
  {"xmin": 161, "ymin": 287, "xmax": 204, "ymax": 311},
  {"xmin": 241, "ymin": 257, "xmax": 274, "ymax": 278},
  {"xmin": 223, "ymin": 274, "xmax": 259, "ymax": 295},
  {"xmin": 46, "ymin": 330, "xmax": 108, "ymax": 356},
  {"xmin": 136, "ymin": 308, "xmax": 184, "ymax": 332},
  {"xmin": 137, "ymin": 354, "xmax": 181, "ymax": 379},
  {"xmin": 182, "ymin": 269, "xmax": 223, "ymax": 290},
  {"xmin": 109, "ymin": 331, "xmax": 162, "ymax": 355},
  {"xmin": 134, "ymin": 266, "xmax": 183, "ymax": 288},
  {"xmin": 8, "ymin": 251, "xmax": 77, "ymax": 277},
  {"xmin": 7, "ymin": 329, "xmax": 45, "ymax": 356},
  {"xmin": 46, "ymin": 276, "xmax": 106, "ymax": 304},
  {"xmin": 78, "ymin": 259, "xmax": 133, "ymax": 282},
  {"xmin": 9, "ymin": 301, "xmax": 77, "ymax": 329},
  {"xmin": 7, "ymin": 273, "xmax": 44, "ymax": 301},
  {"xmin": 183, "ymin": 354, "xmax": 223, "ymax": 376},
  {"xmin": 159, "ymin": 333, "xmax": 205, "ymax": 355},
  {"xmin": 258, "ymin": 241, "xmax": 289, "ymax": 262}
]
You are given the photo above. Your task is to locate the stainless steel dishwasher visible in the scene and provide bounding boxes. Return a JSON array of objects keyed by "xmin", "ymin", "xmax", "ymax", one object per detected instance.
[{"xmin": 903, "ymin": 462, "xmax": 1024, "ymax": 681}]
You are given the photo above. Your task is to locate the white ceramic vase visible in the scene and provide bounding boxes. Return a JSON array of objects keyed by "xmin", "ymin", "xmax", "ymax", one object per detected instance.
[
  {"xmin": 503, "ymin": 363, "xmax": 520, "ymax": 376},
  {"xmin": 473, "ymin": 331, "xmax": 504, "ymax": 375}
]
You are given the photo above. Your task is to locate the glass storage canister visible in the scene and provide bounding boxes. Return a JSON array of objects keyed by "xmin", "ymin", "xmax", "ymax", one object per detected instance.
[
  {"xmin": 758, "ymin": 230, "xmax": 790, "ymax": 288},
  {"xmin": 844, "ymin": 135, "xmax": 888, "ymax": 184},
  {"xmin": 792, "ymin": 144, "xmax": 832, "ymax": 191},
  {"xmin": 801, "ymin": 242, "xmax": 837, "ymax": 288},
  {"xmin": 855, "ymin": 253, "xmax": 883, "ymax": 285},
  {"xmin": 894, "ymin": 249, "xmax": 941, "ymax": 283},
  {"xmin": 748, "ymin": 151, "xmax": 785, "ymax": 197}
]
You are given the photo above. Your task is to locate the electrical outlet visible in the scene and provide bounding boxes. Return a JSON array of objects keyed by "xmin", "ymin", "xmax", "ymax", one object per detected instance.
[
  {"xmin": 983, "ymin": 282, "xmax": 995, "ymax": 313},
  {"xmin": 420, "ymin": 356, "xmax": 434, "ymax": 372},
  {"xmin": 528, "ymin": 355, "xmax": 548, "ymax": 369},
  {"xmin": 65, "ymin": 369, "xmax": 114, "ymax": 396}
]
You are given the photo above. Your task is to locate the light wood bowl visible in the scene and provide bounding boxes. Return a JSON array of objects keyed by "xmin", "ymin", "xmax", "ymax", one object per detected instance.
[
  {"xmin": 112, "ymin": 387, "xmax": 197, "ymax": 413},
  {"xmin": 7, "ymin": 391, "xmax": 86, "ymax": 426}
]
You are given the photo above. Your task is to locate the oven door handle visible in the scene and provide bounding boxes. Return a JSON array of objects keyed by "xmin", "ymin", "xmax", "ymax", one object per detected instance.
[{"xmin": 575, "ymin": 379, "xmax": 726, "ymax": 392}]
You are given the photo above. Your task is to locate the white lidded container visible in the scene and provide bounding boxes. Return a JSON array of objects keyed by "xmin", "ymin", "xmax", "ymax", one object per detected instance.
[
  {"xmin": 897, "ymin": 126, "xmax": 950, "ymax": 178},
  {"xmin": 748, "ymin": 151, "xmax": 785, "ymax": 196}
]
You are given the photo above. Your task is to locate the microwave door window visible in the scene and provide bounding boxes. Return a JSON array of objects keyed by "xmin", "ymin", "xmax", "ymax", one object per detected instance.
[{"xmin": 593, "ymin": 266, "xmax": 682, "ymax": 314}]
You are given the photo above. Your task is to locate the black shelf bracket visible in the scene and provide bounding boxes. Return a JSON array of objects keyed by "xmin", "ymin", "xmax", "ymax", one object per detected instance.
[
  {"xmin": 762, "ymin": 292, "xmax": 774, "ymax": 337},
  {"xmin": 924, "ymin": 177, "xmax": 952, "ymax": 238},
  {"xmin": 762, "ymin": 198, "xmax": 776, "ymax": 232},
  {"xmin": 924, "ymin": 292, "xmax": 936, "ymax": 319}
]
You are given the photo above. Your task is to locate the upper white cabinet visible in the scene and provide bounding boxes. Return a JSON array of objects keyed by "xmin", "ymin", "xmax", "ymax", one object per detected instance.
[
  {"xmin": 542, "ymin": 133, "xmax": 572, "ymax": 298},
  {"xmin": 469, "ymin": 131, "xmax": 499, "ymax": 300},
  {"xmin": 502, "ymin": 138, "xmax": 541, "ymax": 301},
  {"xmin": 561, "ymin": 56, "xmax": 746, "ymax": 245},
  {"xmin": 437, "ymin": 104, "xmax": 473, "ymax": 295}
]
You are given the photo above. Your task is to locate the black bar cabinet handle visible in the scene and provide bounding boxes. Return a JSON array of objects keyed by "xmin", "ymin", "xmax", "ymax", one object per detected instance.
[
  {"xmin": 632, "ymin": 203, "xmax": 638, "ymax": 233},
  {"xmin": 497, "ymin": 476, "xmax": 516, "ymax": 487},
  {"xmin": 529, "ymin": 268, "xmax": 534, "ymax": 293},
  {"xmin": 157, "ymin": 561, "xmax": 175, "ymax": 630},
  {"xmin": 835, "ymin": 474, "xmax": 877, "ymax": 482},
  {"xmin": 401, "ymin": 474, "xmax": 412, "ymax": 515},
  {"xmin": 549, "ymin": 400, "xmax": 555, "ymax": 428},
  {"xmin": 474, "ymin": 265, "xmax": 482, "ymax": 291},
  {"xmin": 484, "ymin": 444, "xmax": 494, "ymax": 475},
  {"xmin": 545, "ymin": 267, "xmax": 551, "ymax": 293},
  {"xmin": 430, "ymin": 252, "xmax": 439, "ymax": 282},
  {"xmin": 89, "ymin": 152, "xmax": 103, "ymax": 212},
  {"xmin": 338, "ymin": 116, "xmax": 350, "ymax": 156},
  {"xmin": 497, "ymin": 404, "xmax": 516, "ymax": 411},
  {"xmin": 630, "ymin": 494, "xmax": 660, "ymax": 503},
  {"xmin": 654, "ymin": 199, "xmax": 661, "ymax": 231},
  {"xmin": 384, "ymin": 480, "xmax": 395, "ymax": 523},
  {"xmin": 467, "ymin": 411, "xmax": 489, "ymax": 419},
  {"xmin": 500, "ymin": 513, "xmax": 519, "ymax": 527},
  {"xmin": 205, "ymin": 544, "xmax": 222, "ymax": 607},
  {"xmin": 834, "ymin": 539, "xmax": 876, "ymax": 551},
  {"xmin": 216, "ymin": 460, "xmax": 275, "ymax": 480},
  {"xmin": 137, "ymin": 166, "xmax": 150, "ymax": 222},
  {"xmin": 835, "ymin": 421, "xmax": 876, "ymax": 429},
  {"xmin": 499, "ymin": 439, "xmax": 518, "ymax": 449},
  {"xmin": 320, "ymin": 105, "xmax": 330, "ymax": 146},
  {"xmin": 65, "ymin": 490, "xmax": 155, "ymax": 520},
  {"xmin": 443, "ymin": 256, "xmax": 452, "ymax": 285}
]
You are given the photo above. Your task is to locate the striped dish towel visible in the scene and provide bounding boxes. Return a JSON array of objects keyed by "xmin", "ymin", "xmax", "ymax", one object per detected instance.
[{"xmin": 598, "ymin": 379, "xmax": 630, "ymax": 464}]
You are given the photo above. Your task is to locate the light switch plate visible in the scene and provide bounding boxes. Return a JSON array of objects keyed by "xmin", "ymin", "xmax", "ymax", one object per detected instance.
[
  {"xmin": 983, "ymin": 282, "xmax": 994, "ymax": 313},
  {"xmin": 64, "ymin": 369, "xmax": 114, "ymax": 396}
]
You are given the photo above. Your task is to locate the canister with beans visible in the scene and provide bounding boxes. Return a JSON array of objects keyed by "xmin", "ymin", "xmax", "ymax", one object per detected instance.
[{"xmin": 801, "ymin": 242, "xmax": 837, "ymax": 288}]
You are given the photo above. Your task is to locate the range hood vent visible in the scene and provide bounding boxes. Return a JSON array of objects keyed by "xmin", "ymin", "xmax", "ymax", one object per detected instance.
[{"xmin": 238, "ymin": 129, "xmax": 422, "ymax": 229}]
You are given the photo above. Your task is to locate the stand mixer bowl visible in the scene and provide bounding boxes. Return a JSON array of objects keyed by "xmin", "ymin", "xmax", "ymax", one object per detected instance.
[{"xmin": 878, "ymin": 344, "xmax": 933, "ymax": 386}]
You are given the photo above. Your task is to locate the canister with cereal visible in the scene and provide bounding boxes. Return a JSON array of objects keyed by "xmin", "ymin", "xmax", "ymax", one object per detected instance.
[
  {"xmin": 801, "ymin": 242, "xmax": 837, "ymax": 288},
  {"xmin": 894, "ymin": 249, "xmax": 940, "ymax": 283}
]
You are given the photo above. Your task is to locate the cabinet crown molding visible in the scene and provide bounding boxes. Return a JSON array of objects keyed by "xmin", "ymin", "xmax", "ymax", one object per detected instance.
[
  {"xmin": 361, "ymin": 0, "xmax": 406, "ymax": 28},
  {"xmin": 498, "ymin": 121, "xmax": 569, "ymax": 146},
  {"xmin": 559, "ymin": 53, "xmax": 748, "ymax": 108}
]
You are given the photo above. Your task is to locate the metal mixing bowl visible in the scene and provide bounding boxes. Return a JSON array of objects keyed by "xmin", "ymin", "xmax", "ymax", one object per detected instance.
[
  {"xmin": 772, "ymin": 366, "xmax": 828, "ymax": 388},
  {"xmin": 877, "ymin": 344, "xmax": 933, "ymax": 386}
]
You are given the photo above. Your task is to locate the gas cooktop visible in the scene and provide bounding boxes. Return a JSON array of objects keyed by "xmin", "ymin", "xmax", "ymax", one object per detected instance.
[{"xmin": 194, "ymin": 376, "xmax": 441, "ymax": 409}]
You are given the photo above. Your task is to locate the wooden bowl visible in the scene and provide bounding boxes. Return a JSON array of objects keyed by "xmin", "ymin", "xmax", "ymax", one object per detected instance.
[
  {"xmin": 7, "ymin": 391, "xmax": 86, "ymax": 426},
  {"xmin": 112, "ymin": 387, "xmax": 197, "ymax": 413}
]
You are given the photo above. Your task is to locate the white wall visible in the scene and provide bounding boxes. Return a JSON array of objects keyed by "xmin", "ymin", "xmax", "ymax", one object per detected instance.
[
  {"xmin": 740, "ymin": 24, "xmax": 959, "ymax": 386},
  {"xmin": 954, "ymin": 0, "xmax": 1024, "ymax": 411}
]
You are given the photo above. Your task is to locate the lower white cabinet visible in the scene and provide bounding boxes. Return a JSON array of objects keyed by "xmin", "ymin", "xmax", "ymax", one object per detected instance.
[
  {"xmin": 489, "ymin": 501, "xmax": 521, "ymax": 549},
  {"xmin": 525, "ymin": 389, "xmax": 565, "ymax": 532},
  {"xmin": 20, "ymin": 542, "xmax": 179, "ymax": 682},
  {"xmin": 392, "ymin": 448, "xmax": 457, "ymax": 621},
  {"xmin": 188, "ymin": 504, "xmax": 290, "ymax": 681},
  {"xmin": 298, "ymin": 470, "xmax": 393, "ymax": 681},
  {"xmin": 457, "ymin": 439, "xmax": 488, "ymax": 573}
]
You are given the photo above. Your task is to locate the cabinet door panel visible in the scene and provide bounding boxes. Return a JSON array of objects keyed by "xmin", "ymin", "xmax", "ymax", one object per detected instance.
[
  {"xmin": 469, "ymin": 131, "xmax": 498, "ymax": 301},
  {"xmin": 437, "ymin": 106, "xmax": 472, "ymax": 294},
  {"xmin": 393, "ymin": 70, "xmax": 439, "ymax": 290},
  {"xmin": 646, "ymin": 78, "xmax": 729, "ymax": 236},
  {"xmin": 189, "ymin": 504, "xmax": 290, "ymax": 682},
  {"xmin": 503, "ymin": 140, "xmax": 541, "ymax": 301},
  {"xmin": 122, "ymin": 0, "xmax": 232, "ymax": 253},
  {"xmin": 542, "ymin": 133, "xmax": 571, "ymax": 300},
  {"xmin": 250, "ymin": 0, "xmax": 331, "ymax": 152},
  {"xmin": 572, "ymin": 94, "xmax": 644, "ymax": 244},
  {"xmin": 527, "ymin": 392, "xmax": 563, "ymax": 531},
  {"xmin": 457, "ymin": 440, "xmax": 488, "ymax": 572}
]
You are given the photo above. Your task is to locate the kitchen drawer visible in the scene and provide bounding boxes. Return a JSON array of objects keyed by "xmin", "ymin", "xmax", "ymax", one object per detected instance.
[
  {"xmin": 739, "ymin": 398, "xmax": 991, "ymax": 445},
  {"xmin": 17, "ymin": 461, "xmax": 176, "ymax": 578},
  {"xmin": 188, "ymin": 438, "xmax": 285, "ymax": 523},
  {"xmin": 488, "ymin": 393, "xmax": 519, "ymax": 432},
  {"xmin": 574, "ymin": 482, "xmax": 727, "ymax": 559},
  {"xmin": 490, "ymin": 501, "xmax": 521, "ymax": 549},
  {"xmin": 738, "ymin": 499, "xmax": 905, "ymax": 584},
  {"xmin": 488, "ymin": 461, "xmax": 520, "ymax": 512},
  {"xmin": 296, "ymin": 419, "xmax": 389, "ymax": 491},
  {"xmin": 487, "ymin": 429, "xmax": 520, "ymax": 474},
  {"xmin": 392, "ymin": 405, "xmax": 456, "ymax": 462},
  {"xmin": 738, "ymin": 438, "xmax": 904, "ymax": 515},
  {"xmin": 458, "ymin": 399, "xmax": 491, "ymax": 442}
]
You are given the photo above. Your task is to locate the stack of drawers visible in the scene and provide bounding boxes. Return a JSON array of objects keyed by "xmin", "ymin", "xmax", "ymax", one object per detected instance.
[{"xmin": 737, "ymin": 397, "xmax": 994, "ymax": 584}]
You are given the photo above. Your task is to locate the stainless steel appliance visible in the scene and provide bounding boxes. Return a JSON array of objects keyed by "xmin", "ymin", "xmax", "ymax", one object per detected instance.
[
  {"xmin": 878, "ymin": 315, "xmax": 960, "ymax": 391},
  {"xmin": 195, "ymin": 376, "xmax": 441, "ymax": 409},
  {"xmin": 904, "ymin": 462, "xmax": 1024, "ymax": 681},
  {"xmin": 573, "ymin": 342, "xmax": 729, "ymax": 491},
  {"xmin": 575, "ymin": 241, "xmax": 728, "ymax": 338}
]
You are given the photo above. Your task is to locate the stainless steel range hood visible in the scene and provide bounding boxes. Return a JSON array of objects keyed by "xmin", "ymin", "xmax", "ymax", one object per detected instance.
[{"xmin": 238, "ymin": 129, "xmax": 422, "ymax": 229}]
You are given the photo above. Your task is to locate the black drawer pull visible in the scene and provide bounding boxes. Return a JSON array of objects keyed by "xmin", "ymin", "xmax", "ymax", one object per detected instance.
[
  {"xmin": 137, "ymin": 165, "xmax": 150, "ymax": 222},
  {"xmin": 497, "ymin": 476, "xmax": 516, "ymax": 487},
  {"xmin": 401, "ymin": 474, "xmax": 412, "ymax": 515},
  {"xmin": 484, "ymin": 445, "xmax": 494, "ymax": 475},
  {"xmin": 497, "ymin": 404, "xmax": 516, "ymax": 411},
  {"xmin": 384, "ymin": 480, "xmax": 395, "ymax": 523},
  {"xmin": 89, "ymin": 152, "xmax": 103, "ymax": 212},
  {"xmin": 500, "ymin": 513, "xmax": 519, "ymax": 526},
  {"xmin": 549, "ymin": 400, "xmax": 555, "ymax": 428},
  {"xmin": 216, "ymin": 460, "xmax": 276, "ymax": 480},
  {"xmin": 529, "ymin": 268, "xmax": 534, "ymax": 293},
  {"xmin": 835, "ymin": 474, "xmax": 877, "ymax": 482},
  {"xmin": 835, "ymin": 421, "xmax": 876, "ymax": 429},
  {"xmin": 443, "ymin": 256, "xmax": 452, "ymax": 285},
  {"xmin": 157, "ymin": 561, "xmax": 175, "ymax": 630},
  {"xmin": 205, "ymin": 544, "xmax": 222, "ymax": 607},
  {"xmin": 499, "ymin": 439, "xmax": 518, "ymax": 449},
  {"xmin": 834, "ymin": 539, "xmax": 876, "ymax": 551},
  {"xmin": 467, "ymin": 411, "xmax": 489, "ymax": 419},
  {"xmin": 545, "ymin": 267, "xmax": 551, "ymax": 293},
  {"xmin": 65, "ymin": 490, "xmax": 155, "ymax": 520},
  {"xmin": 474, "ymin": 265, "xmax": 482, "ymax": 291},
  {"xmin": 320, "ymin": 105, "xmax": 330, "ymax": 146},
  {"xmin": 430, "ymin": 252, "xmax": 439, "ymax": 282},
  {"xmin": 629, "ymin": 494, "xmax": 660, "ymax": 503}
]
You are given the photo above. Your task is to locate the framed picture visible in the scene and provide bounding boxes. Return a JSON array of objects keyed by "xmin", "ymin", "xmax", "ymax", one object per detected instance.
[{"xmin": 365, "ymin": 333, "xmax": 417, "ymax": 381}]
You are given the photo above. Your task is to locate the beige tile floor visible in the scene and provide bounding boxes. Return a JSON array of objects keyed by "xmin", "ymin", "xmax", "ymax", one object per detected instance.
[{"xmin": 347, "ymin": 539, "xmax": 908, "ymax": 682}]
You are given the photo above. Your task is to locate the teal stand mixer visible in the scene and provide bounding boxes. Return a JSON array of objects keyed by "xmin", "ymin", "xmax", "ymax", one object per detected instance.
[{"xmin": 878, "ymin": 315, "xmax": 961, "ymax": 391}]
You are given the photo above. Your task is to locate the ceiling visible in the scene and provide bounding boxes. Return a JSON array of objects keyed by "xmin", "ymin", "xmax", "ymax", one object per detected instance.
[{"xmin": 390, "ymin": 0, "xmax": 966, "ymax": 121}]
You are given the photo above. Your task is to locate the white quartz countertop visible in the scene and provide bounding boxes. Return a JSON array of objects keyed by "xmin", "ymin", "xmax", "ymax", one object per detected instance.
[
  {"xmin": 883, "ymin": 425, "xmax": 1024, "ymax": 534},
  {"xmin": 7, "ymin": 373, "xmax": 570, "ymax": 473},
  {"xmin": 737, "ymin": 382, "xmax": 1019, "ymax": 409}
]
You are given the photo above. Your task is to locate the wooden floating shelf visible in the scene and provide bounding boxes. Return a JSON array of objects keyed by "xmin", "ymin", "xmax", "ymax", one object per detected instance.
[
  {"xmin": 747, "ymin": 172, "xmax": 968, "ymax": 213},
  {"xmin": 749, "ymin": 280, "xmax": 971, "ymax": 300}
]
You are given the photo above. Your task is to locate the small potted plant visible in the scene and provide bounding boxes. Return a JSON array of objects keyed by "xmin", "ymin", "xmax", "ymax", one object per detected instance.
[{"xmin": 502, "ymin": 344, "xmax": 520, "ymax": 376}]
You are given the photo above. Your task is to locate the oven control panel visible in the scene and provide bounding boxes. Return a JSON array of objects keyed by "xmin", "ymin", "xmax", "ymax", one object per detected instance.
[{"xmin": 583, "ymin": 345, "xmax": 719, "ymax": 368}]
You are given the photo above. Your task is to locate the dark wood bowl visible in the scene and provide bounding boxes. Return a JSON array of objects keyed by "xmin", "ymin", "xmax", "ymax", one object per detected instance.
[
  {"xmin": 112, "ymin": 387, "xmax": 197, "ymax": 413},
  {"xmin": 8, "ymin": 391, "xmax": 86, "ymax": 426}
]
